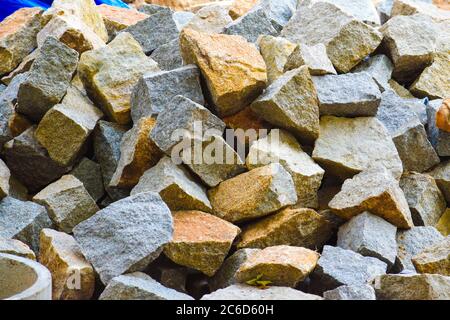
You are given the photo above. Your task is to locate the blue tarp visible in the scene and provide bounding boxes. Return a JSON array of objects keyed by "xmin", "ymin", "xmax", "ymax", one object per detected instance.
[{"xmin": 1, "ymin": 0, "xmax": 129, "ymax": 21}]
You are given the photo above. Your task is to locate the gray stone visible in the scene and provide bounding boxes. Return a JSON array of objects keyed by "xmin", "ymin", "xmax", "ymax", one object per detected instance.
[
  {"xmin": 337, "ymin": 212, "xmax": 398, "ymax": 267},
  {"xmin": 73, "ymin": 192, "xmax": 173, "ymax": 284},
  {"xmin": 99, "ymin": 272, "xmax": 193, "ymax": 300},
  {"xmin": 3, "ymin": 127, "xmax": 70, "ymax": 193},
  {"xmin": 0, "ymin": 237, "xmax": 36, "ymax": 260},
  {"xmin": 396, "ymin": 226, "xmax": 444, "ymax": 272},
  {"xmin": 372, "ymin": 273, "xmax": 450, "ymax": 300},
  {"xmin": 251, "ymin": 66, "xmax": 320, "ymax": 144},
  {"xmin": 202, "ymin": 284, "xmax": 323, "ymax": 300},
  {"xmin": 284, "ymin": 43, "xmax": 336, "ymax": 76},
  {"xmin": 281, "ymin": 2, "xmax": 382, "ymax": 73},
  {"xmin": 149, "ymin": 39, "xmax": 183, "ymax": 71},
  {"xmin": 172, "ymin": 11, "xmax": 195, "ymax": 30},
  {"xmin": 312, "ymin": 73, "xmax": 381, "ymax": 117},
  {"xmin": 400, "ymin": 173, "xmax": 446, "ymax": 227},
  {"xmin": 428, "ymin": 161, "xmax": 450, "ymax": 203},
  {"xmin": 0, "ymin": 197, "xmax": 52, "ymax": 252},
  {"xmin": 16, "ymin": 37, "xmax": 79, "ymax": 122},
  {"xmin": 131, "ymin": 156, "xmax": 212, "ymax": 212},
  {"xmin": 427, "ymin": 99, "xmax": 450, "ymax": 157},
  {"xmin": 312, "ymin": 116, "xmax": 403, "ymax": 180},
  {"xmin": 376, "ymin": 90, "xmax": 440, "ymax": 173},
  {"xmin": 0, "ymin": 159, "xmax": 10, "ymax": 200},
  {"xmin": 121, "ymin": 11, "xmax": 179, "ymax": 54},
  {"xmin": 377, "ymin": 0, "xmax": 394, "ymax": 24},
  {"xmin": 352, "ymin": 54, "xmax": 393, "ymax": 91},
  {"xmin": 184, "ymin": 4, "xmax": 232, "ymax": 34},
  {"xmin": 311, "ymin": 245, "xmax": 387, "ymax": 294},
  {"xmin": 137, "ymin": 4, "xmax": 172, "ymax": 16},
  {"xmin": 33, "ymin": 175, "xmax": 99, "ymax": 233},
  {"xmin": 70, "ymin": 158, "xmax": 105, "ymax": 202},
  {"xmin": 131, "ymin": 65, "xmax": 204, "ymax": 122},
  {"xmin": 92, "ymin": 120, "xmax": 129, "ymax": 201},
  {"xmin": 209, "ymin": 249, "xmax": 260, "ymax": 292},
  {"xmin": 323, "ymin": 284, "xmax": 376, "ymax": 300},
  {"xmin": 0, "ymin": 84, "xmax": 5, "ymax": 94},
  {"xmin": 150, "ymin": 95, "xmax": 225, "ymax": 154},
  {"xmin": 257, "ymin": 0, "xmax": 297, "ymax": 32}
]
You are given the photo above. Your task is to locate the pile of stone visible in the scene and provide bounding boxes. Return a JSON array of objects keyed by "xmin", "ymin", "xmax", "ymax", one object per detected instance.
[{"xmin": 0, "ymin": 0, "xmax": 449, "ymax": 301}]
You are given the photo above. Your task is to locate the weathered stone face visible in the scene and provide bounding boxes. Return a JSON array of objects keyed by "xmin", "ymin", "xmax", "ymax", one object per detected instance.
[
  {"xmin": 0, "ymin": 238, "xmax": 35, "ymax": 260},
  {"xmin": 323, "ymin": 284, "xmax": 376, "ymax": 301},
  {"xmin": 412, "ymin": 236, "xmax": 450, "ymax": 276},
  {"xmin": 352, "ymin": 54, "xmax": 393, "ymax": 91},
  {"xmin": 428, "ymin": 160, "xmax": 450, "ymax": 203},
  {"xmin": 427, "ymin": 99, "xmax": 450, "ymax": 157},
  {"xmin": 185, "ymin": 4, "xmax": 233, "ymax": 34},
  {"xmin": 436, "ymin": 209, "xmax": 450, "ymax": 237},
  {"xmin": 97, "ymin": 4, "xmax": 148, "ymax": 39},
  {"xmin": 284, "ymin": 43, "xmax": 337, "ymax": 76},
  {"xmin": 70, "ymin": 158, "xmax": 105, "ymax": 202},
  {"xmin": 180, "ymin": 28, "xmax": 267, "ymax": 117}
]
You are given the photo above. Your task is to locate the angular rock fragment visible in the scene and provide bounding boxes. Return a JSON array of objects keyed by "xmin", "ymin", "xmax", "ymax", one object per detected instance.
[
  {"xmin": 0, "ymin": 159, "xmax": 10, "ymax": 199},
  {"xmin": 78, "ymin": 32, "xmax": 159, "ymax": 125},
  {"xmin": 73, "ymin": 192, "xmax": 173, "ymax": 284},
  {"xmin": 0, "ymin": 8, "xmax": 43, "ymax": 76},
  {"xmin": 352, "ymin": 54, "xmax": 393, "ymax": 91},
  {"xmin": 180, "ymin": 28, "xmax": 267, "ymax": 117},
  {"xmin": 202, "ymin": 284, "xmax": 323, "ymax": 300},
  {"xmin": 255, "ymin": 0, "xmax": 297, "ymax": 31},
  {"xmin": 235, "ymin": 245, "xmax": 319, "ymax": 287},
  {"xmin": 376, "ymin": 90, "xmax": 440, "ymax": 173},
  {"xmin": 337, "ymin": 212, "xmax": 397, "ymax": 267},
  {"xmin": 281, "ymin": 2, "xmax": 382, "ymax": 73},
  {"xmin": 312, "ymin": 116, "xmax": 403, "ymax": 180},
  {"xmin": 16, "ymin": 37, "xmax": 79, "ymax": 122},
  {"xmin": 131, "ymin": 65, "xmax": 204, "ymax": 122},
  {"xmin": 150, "ymin": 95, "xmax": 225, "ymax": 154},
  {"xmin": 247, "ymin": 130, "xmax": 324, "ymax": 208},
  {"xmin": 412, "ymin": 236, "xmax": 450, "ymax": 276},
  {"xmin": 172, "ymin": 11, "xmax": 195, "ymax": 30},
  {"xmin": 185, "ymin": 4, "xmax": 233, "ymax": 34},
  {"xmin": 3, "ymin": 127, "xmax": 70, "ymax": 193},
  {"xmin": 149, "ymin": 39, "xmax": 183, "ymax": 71},
  {"xmin": 323, "ymin": 284, "xmax": 376, "ymax": 300},
  {"xmin": 35, "ymin": 87, "xmax": 103, "ymax": 167},
  {"xmin": 312, "ymin": 73, "xmax": 381, "ymax": 117},
  {"xmin": 400, "ymin": 173, "xmax": 446, "ymax": 227},
  {"xmin": 310, "ymin": 245, "xmax": 387, "ymax": 294},
  {"xmin": 427, "ymin": 99, "xmax": 450, "ymax": 157},
  {"xmin": 436, "ymin": 209, "xmax": 450, "ymax": 237},
  {"xmin": 372, "ymin": 274, "xmax": 450, "ymax": 300},
  {"xmin": 429, "ymin": 161, "xmax": 450, "ymax": 203},
  {"xmin": 208, "ymin": 163, "xmax": 297, "ymax": 223},
  {"xmin": 435, "ymin": 99, "xmax": 450, "ymax": 133},
  {"xmin": 132, "ymin": 156, "xmax": 212, "ymax": 212},
  {"xmin": 33, "ymin": 175, "xmax": 99, "ymax": 233},
  {"xmin": 1, "ymin": 49, "xmax": 37, "ymax": 85},
  {"xmin": 237, "ymin": 207, "xmax": 337, "ymax": 250},
  {"xmin": 137, "ymin": 4, "xmax": 173, "ymax": 16},
  {"xmin": 109, "ymin": 117, "xmax": 162, "ymax": 189},
  {"xmin": 97, "ymin": 4, "xmax": 148, "ymax": 39},
  {"xmin": 284, "ymin": 43, "xmax": 336, "ymax": 76},
  {"xmin": 329, "ymin": 166, "xmax": 413, "ymax": 229},
  {"xmin": 164, "ymin": 211, "xmax": 240, "ymax": 276},
  {"xmin": 391, "ymin": 0, "xmax": 450, "ymax": 21},
  {"xmin": 0, "ymin": 197, "xmax": 52, "ymax": 252},
  {"xmin": 229, "ymin": 0, "xmax": 259, "ymax": 19},
  {"xmin": 70, "ymin": 158, "xmax": 104, "ymax": 202},
  {"xmin": 39, "ymin": 228, "xmax": 95, "ymax": 300},
  {"xmin": 388, "ymin": 79, "xmax": 415, "ymax": 98},
  {"xmin": 251, "ymin": 66, "xmax": 320, "ymax": 144},
  {"xmin": 0, "ymin": 238, "xmax": 36, "ymax": 260},
  {"xmin": 396, "ymin": 226, "xmax": 444, "ymax": 272}
]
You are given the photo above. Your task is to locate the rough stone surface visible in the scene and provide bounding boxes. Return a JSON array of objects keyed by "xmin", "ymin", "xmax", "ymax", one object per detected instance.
[
  {"xmin": 427, "ymin": 99, "xmax": 450, "ymax": 157},
  {"xmin": 109, "ymin": 117, "xmax": 162, "ymax": 189},
  {"xmin": 0, "ymin": 197, "xmax": 52, "ymax": 252},
  {"xmin": 436, "ymin": 99, "xmax": 450, "ymax": 133},
  {"xmin": 180, "ymin": 28, "xmax": 267, "ymax": 117},
  {"xmin": 429, "ymin": 161, "xmax": 450, "ymax": 203},
  {"xmin": 229, "ymin": 0, "xmax": 259, "ymax": 19},
  {"xmin": 284, "ymin": 43, "xmax": 337, "ymax": 76},
  {"xmin": 0, "ymin": 159, "xmax": 10, "ymax": 200},
  {"xmin": 78, "ymin": 32, "xmax": 159, "ymax": 125},
  {"xmin": 323, "ymin": 284, "xmax": 376, "ymax": 300},
  {"xmin": 312, "ymin": 116, "xmax": 403, "ymax": 180},
  {"xmin": 208, "ymin": 163, "xmax": 297, "ymax": 223},
  {"xmin": 281, "ymin": 2, "xmax": 382, "ymax": 73},
  {"xmin": 33, "ymin": 175, "xmax": 99, "ymax": 233},
  {"xmin": 131, "ymin": 65, "xmax": 204, "ymax": 121},
  {"xmin": 164, "ymin": 211, "xmax": 240, "ymax": 276},
  {"xmin": 235, "ymin": 245, "xmax": 319, "ymax": 287},
  {"xmin": 70, "ymin": 158, "xmax": 104, "ymax": 202},
  {"xmin": 39, "ymin": 228, "xmax": 94, "ymax": 300},
  {"xmin": 372, "ymin": 274, "xmax": 450, "ymax": 300},
  {"xmin": 251, "ymin": 66, "xmax": 320, "ymax": 144},
  {"xmin": 391, "ymin": 0, "xmax": 450, "ymax": 21},
  {"xmin": 412, "ymin": 236, "xmax": 450, "ymax": 276},
  {"xmin": 376, "ymin": 90, "xmax": 440, "ymax": 173},
  {"xmin": 436, "ymin": 209, "xmax": 450, "ymax": 237},
  {"xmin": 312, "ymin": 73, "xmax": 381, "ymax": 117},
  {"xmin": 246, "ymin": 130, "xmax": 324, "ymax": 208},
  {"xmin": 97, "ymin": 4, "xmax": 148, "ymax": 39},
  {"xmin": 311, "ymin": 245, "xmax": 387, "ymax": 294},
  {"xmin": 0, "ymin": 237, "xmax": 36, "ymax": 260},
  {"xmin": 3, "ymin": 127, "xmax": 70, "ymax": 193},
  {"xmin": 0, "ymin": 8, "xmax": 43, "ymax": 76},
  {"xmin": 329, "ymin": 166, "xmax": 413, "ymax": 229},
  {"xmin": 185, "ymin": 4, "xmax": 233, "ymax": 34},
  {"xmin": 73, "ymin": 192, "xmax": 173, "ymax": 284},
  {"xmin": 396, "ymin": 226, "xmax": 444, "ymax": 272},
  {"xmin": 131, "ymin": 156, "xmax": 212, "ymax": 212},
  {"xmin": 150, "ymin": 95, "xmax": 225, "ymax": 154},
  {"xmin": 16, "ymin": 37, "xmax": 79, "ymax": 122},
  {"xmin": 337, "ymin": 212, "xmax": 398, "ymax": 267},
  {"xmin": 351, "ymin": 54, "xmax": 393, "ymax": 91},
  {"xmin": 149, "ymin": 39, "xmax": 183, "ymax": 71},
  {"xmin": 237, "ymin": 207, "xmax": 338, "ymax": 250},
  {"xmin": 100, "ymin": 272, "xmax": 193, "ymax": 300},
  {"xmin": 400, "ymin": 173, "xmax": 446, "ymax": 227}
]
